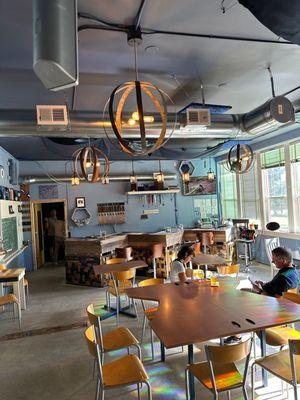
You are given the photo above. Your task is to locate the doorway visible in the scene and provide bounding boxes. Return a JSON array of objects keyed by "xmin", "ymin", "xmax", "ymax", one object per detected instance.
[{"xmin": 31, "ymin": 199, "xmax": 68, "ymax": 270}]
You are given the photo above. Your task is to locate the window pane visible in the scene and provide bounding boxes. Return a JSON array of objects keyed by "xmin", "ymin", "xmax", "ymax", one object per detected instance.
[
  {"xmin": 219, "ymin": 162, "xmax": 238, "ymax": 219},
  {"xmin": 291, "ymin": 162, "xmax": 300, "ymax": 232}
]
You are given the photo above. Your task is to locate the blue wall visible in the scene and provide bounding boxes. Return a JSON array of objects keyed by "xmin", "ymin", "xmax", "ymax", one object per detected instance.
[{"xmin": 20, "ymin": 158, "xmax": 218, "ymax": 237}]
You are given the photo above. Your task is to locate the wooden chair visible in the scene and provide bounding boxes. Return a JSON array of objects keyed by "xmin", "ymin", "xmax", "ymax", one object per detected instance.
[
  {"xmin": 217, "ymin": 264, "xmax": 239, "ymax": 277},
  {"xmin": 264, "ymin": 237, "xmax": 280, "ymax": 277},
  {"xmin": 186, "ymin": 338, "xmax": 252, "ymax": 400},
  {"xmin": 251, "ymin": 338, "xmax": 300, "ymax": 400},
  {"xmin": 107, "ymin": 268, "xmax": 137, "ymax": 326},
  {"xmin": 138, "ymin": 278, "xmax": 164, "ymax": 360},
  {"xmin": 0, "ymin": 293, "xmax": 21, "ymax": 329},
  {"xmin": 86, "ymin": 303, "xmax": 141, "ymax": 364},
  {"xmin": 84, "ymin": 325, "xmax": 152, "ymax": 400},
  {"xmin": 0, "ymin": 264, "xmax": 29, "ymax": 297},
  {"xmin": 264, "ymin": 292, "xmax": 300, "ymax": 348}
]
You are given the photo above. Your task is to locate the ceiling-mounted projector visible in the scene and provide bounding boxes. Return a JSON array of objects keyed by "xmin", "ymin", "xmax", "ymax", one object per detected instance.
[{"xmin": 242, "ymin": 96, "xmax": 295, "ymax": 134}]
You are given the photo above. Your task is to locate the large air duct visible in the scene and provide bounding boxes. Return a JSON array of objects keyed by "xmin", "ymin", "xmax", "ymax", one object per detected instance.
[{"xmin": 242, "ymin": 96, "xmax": 295, "ymax": 134}]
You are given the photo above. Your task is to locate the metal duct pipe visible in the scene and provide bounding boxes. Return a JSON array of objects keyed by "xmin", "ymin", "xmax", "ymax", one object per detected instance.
[
  {"xmin": 0, "ymin": 109, "xmax": 239, "ymax": 138},
  {"xmin": 20, "ymin": 174, "xmax": 177, "ymax": 184},
  {"xmin": 242, "ymin": 96, "xmax": 295, "ymax": 134}
]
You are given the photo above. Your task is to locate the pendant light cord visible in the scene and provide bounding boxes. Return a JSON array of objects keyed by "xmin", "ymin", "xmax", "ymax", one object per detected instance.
[{"xmin": 134, "ymin": 41, "xmax": 139, "ymax": 81}]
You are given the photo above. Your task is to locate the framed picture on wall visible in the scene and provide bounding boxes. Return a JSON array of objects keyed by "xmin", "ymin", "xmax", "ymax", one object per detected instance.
[
  {"xmin": 183, "ymin": 176, "xmax": 216, "ymax": 196},
  {"xmin": 76, "ymin": 197, "xmax": 86, "ymax": 208}
]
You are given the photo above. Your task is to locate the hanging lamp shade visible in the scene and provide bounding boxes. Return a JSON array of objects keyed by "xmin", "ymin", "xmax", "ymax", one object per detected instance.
[
  {"xmin": 72, "ymin": 146, "xmax": 110, "ymax": 183},
  {"xmin": 105, "ymin": 80, "xmax": 173, "ymax": 156},
  {"xmin": 227, "ymin": 144, "xmax": 254, "ymax": 174}
]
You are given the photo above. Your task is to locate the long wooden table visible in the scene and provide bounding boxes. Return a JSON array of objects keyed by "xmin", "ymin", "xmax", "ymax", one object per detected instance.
[
  {"xmin": 0, "ymin": 268, "xmax": 26, "ymax": 317},
  {"xmin": 126, "ymin": 278, "xmax": 300, "ymax": 399}
]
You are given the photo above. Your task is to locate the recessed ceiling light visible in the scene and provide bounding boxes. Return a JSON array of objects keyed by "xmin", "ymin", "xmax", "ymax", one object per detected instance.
[{"xmin": 145, "ymin": 45, "xmax": 159, "ymax": 53}]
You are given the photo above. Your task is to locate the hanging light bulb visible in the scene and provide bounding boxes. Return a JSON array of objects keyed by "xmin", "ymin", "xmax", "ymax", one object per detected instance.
[
  {"xmin": 155, "ymin": 160, "xmax": 165, "ymax": 189},
  {"xmin": 71, "ymin": 173, "xmax": 80, "ymax": 186},
  {"xmin": 130, "ymin": 160, "xmax": 138, "ymax": 191},
  {"xmin": 182, "ymin": 171, "xmax": 190, "ymax": 184},
  {"xmin": 207, "ymin": 158, "xmax": 215, "ymax": 181},
  {"xmin": 128, "ymin": 118, "xmax": 136, "ymax": 126},
  {"xmin": 131, "ymin": 111, "xmax": 154, "ymax": 123}
]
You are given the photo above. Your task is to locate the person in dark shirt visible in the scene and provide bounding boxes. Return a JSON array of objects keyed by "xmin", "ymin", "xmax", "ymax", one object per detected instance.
[{"xmin": 252, "ymin": 247, "xmax": 299, "ymax": 297}]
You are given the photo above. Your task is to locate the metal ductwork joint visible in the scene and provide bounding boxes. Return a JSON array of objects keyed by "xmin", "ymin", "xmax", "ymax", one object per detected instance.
[{"xmin": 242, "ymin": 96, "xmax": 295, "ymax": 134}]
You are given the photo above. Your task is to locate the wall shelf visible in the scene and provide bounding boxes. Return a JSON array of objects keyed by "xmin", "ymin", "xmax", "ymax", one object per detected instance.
[{"xmin": 126, "ymin": 189, "xmax": 180, "ymax": 195}]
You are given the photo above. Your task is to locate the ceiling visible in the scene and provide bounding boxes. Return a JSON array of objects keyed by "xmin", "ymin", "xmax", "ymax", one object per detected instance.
[{"xmin": 0, "ymin": 0, "xmax": 300, "ymax": 160}]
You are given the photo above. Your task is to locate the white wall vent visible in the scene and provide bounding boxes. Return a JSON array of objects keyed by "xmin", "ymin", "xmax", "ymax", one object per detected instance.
[
  {"xmin": 186, "ymin": 108, "xmax": 211, "ymax": 126},
  {"xmin": 36, "ymin": 105, "xmax": 68, "ymax": 126}
]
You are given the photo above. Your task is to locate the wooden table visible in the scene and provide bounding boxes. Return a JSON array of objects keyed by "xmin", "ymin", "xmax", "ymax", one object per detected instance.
[
  {"xmin": 0, "ymin": 268, "xmax": 26, "ymax": 317},
  {"xmin": 93, "ymin": 259, "xmax": 147, "ymax": 275},
  {"xmin": 193, "ymin": 253, "xmax": 228, "ymax": 277},
  {"xmin": 126, "ymin": 278, "xmax": 300, "ymax": 399},
  {"xmin": 93, "ymin": 260, "xmax": 147, "ymax": 321}
]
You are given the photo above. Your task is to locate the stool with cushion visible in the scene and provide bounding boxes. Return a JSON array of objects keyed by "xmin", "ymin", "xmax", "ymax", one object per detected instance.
[{"xmin": 84, "ymin": 325, "xmax": 152, "ymax": 400}]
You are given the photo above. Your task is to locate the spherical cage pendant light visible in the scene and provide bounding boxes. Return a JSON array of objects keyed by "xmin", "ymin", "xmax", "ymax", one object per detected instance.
[
  {"xmin": 106, "ymin": 80, "xmax": 170, "ymax": 156},
  {"xmin": 72, "ymin": 146, "xmax": 110, "ymax": 183},
  {"xmin": 227, "ymin": 143, "xmax": 254, "ymax": 174}
]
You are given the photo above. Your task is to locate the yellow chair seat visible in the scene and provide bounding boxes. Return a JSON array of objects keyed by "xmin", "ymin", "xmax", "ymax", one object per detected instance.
[
  {"xmin": 265, "ymin": 326, "xmax": 300, "ymax": 347},
  {"xmin": 188, "ymin": 361, "xmax": 243, "ymax": 391},
  {"xmin": 0, "ymin": 294, "xmax": 18, "ymax": 306},
  {"xmin": 144, "ymin": 306, "xmax": 158, "ymax": 320},
  {"xmin": 256, "ymin": 349, "xmax": 300, "ymax": 383},
  {"xmin": 108, "ymin": 280, "xmax": 133, "ymax": 296},
  {"xmin": 103, "ymin": 354, "xmax": 149, "ymax": 387},
  {"xmin": 103, "ymin": 327, "xmax": 139, "ymax": 352}
]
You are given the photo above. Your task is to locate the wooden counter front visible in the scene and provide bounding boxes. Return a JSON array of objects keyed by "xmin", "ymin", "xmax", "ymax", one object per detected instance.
[
  {"xmin": 65, "ymin": 234, "xmax": 128, "ymax": 257},
  {"xmin": 127, "ymin": 231, "xmax": 183, "ymax": 248},
  {"xmin": 184, "ymin": 228, "xmax": 232, "ymax": 243}
]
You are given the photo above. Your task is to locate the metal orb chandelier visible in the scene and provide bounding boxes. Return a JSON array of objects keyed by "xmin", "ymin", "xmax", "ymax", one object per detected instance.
[
  {"xmin": 72, "ymin": 146, "xmax": 110, "ymax": 184},
  {"xmin": 104, "ymin": 30, "xmax": 175, "ymax": 156},
  {"xmin": 227, "ymin": 143, "xmax": 254, "ymax": 174}
]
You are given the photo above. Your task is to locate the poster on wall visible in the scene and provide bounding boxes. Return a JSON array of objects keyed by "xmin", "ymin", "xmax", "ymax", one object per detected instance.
[
  {"xmin": 39, "ymin": 185, "xmax": 58, "ymax": 199},
  {"xmin": 183, "ymin": 176, "xmax": 216, "ymax": 196}
]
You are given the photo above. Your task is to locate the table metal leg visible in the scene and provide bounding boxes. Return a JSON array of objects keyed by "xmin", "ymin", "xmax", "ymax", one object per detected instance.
[
  {"xmin": 188, "ymin": 344, "xmax": 195, "ymax": 399},
  {"xmin": 160, "ymin": 341, "xmax": 165, "ymax": 362},
  {"xmin": 12, "ymin": 281, "xmax": 22, "ymax": 318},
  {"xmin": 20, "ymin": 278, "xmax": 26, "ymax": 310},
  {"xmin": 257, "ymin": 330, "xmax": 267, "ymax": 387}
]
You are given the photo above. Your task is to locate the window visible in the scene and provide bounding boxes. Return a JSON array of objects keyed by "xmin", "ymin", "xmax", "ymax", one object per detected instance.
[
  {"xmin": 261, "ymin": 148, "xmax": 288, "ymax": 231},
  {"xmin": 239, "ymin": 158, "xmax": 260, "ymax": 224},
  {"xmin": 290, "ymin": 142, "xmax": 300, "ymax": 232},
  {"xmin": 219, "ymin": 162, "xmax": 238, "ymax": 219},
  {"xmin": 194, "ymin": 198, "xmax": 218, "ymax": 220}
]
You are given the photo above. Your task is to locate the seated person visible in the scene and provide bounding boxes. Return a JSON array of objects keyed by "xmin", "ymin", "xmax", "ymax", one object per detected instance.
[
  {"xmin": 250, "ymin": 246, "xmax": 298, "ymax": 297},
  {"xmin": 226, "ymin": 247, "xmax": 299, "ymax": 344},
  {"xmin": 170, "ymin": 245, "xmax": 194, "ymax": 283}
]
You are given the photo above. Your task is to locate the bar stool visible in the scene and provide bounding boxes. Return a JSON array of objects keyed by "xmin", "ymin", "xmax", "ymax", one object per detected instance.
[
  {"xmin": 115, "ymin": 247, "xmax": 133, "ymax": 261},
  {"xmin": 236, "ymin": 238, "xmax": 255, "ymax": 273},
  {"xmin": 151, "ymin": 243, "xmax": 164, "ymax": 279},
  {"xmin": 201, "ymin": 232, "xmax": 214, "ymax": 254}
]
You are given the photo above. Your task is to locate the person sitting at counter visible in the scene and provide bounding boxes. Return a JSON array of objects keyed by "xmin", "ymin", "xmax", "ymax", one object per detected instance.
[{"xmin": 170, "ymin": 245, "xmax": 195, "ymax": 283}]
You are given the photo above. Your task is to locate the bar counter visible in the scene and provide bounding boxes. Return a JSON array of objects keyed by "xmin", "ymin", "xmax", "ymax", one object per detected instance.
[{"xmin": 64, "ymin": 228, "xmax": 232, "ymax": 287}]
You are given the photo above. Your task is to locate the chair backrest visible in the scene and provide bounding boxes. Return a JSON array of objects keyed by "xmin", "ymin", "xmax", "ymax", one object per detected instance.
[
  {"xmin": 86, "ymin": 303, "xmax": 103, "ymax": 348},
  {"xmin": 217, "ymin": 264, "xmax": 239, "ymax": 276},
  {"xmin": 84, "ymin": 326, "xmax": 103, "ymax": 384},
  {"xmin": 113, "ymin": 268, "xmax": 135, "ymax": 282},
  {"xmin": 0, "ymin": 264, "xmax": 7, "ymax": 271},
  {"xmin": 205, "ymin": 338, "xmax": 252, "ymax": 393},
  {"xmin": 283, "ymin": 292, "xmax": 300, "ymax": 304},
  {"xmin": 106, "ymin": 258, "xmax": 126, "ymax": 265},
  {"xmin": 265, "ymin": 238, "xmax": 280, "ymax": 265},
  {"xmin": 289, "ymin": 339, "xmax": 300, "ymax": 384},
  {"xmin": 138, "ymin": 278, "xmax": 164, "ymax": 287}
]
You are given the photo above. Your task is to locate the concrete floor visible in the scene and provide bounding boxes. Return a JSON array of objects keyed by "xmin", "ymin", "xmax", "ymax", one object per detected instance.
[{"xmin": 0, "ymin": 263, "xmax": 298, "ymax": 400}]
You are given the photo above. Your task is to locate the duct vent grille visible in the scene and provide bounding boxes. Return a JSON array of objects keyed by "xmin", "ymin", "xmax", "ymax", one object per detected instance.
[
  {"xmin": 36, "ymin": 105, "xmax": 68, "ymax": 126},
  {"xmin": 186, "ymin": 108, "xmax": 211, "ymax": 126}
]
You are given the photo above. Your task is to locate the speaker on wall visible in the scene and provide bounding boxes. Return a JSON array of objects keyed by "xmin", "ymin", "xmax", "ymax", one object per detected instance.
[{"xmin": 33, "ymin": 0, "xmax": 78, "ymax": 91}]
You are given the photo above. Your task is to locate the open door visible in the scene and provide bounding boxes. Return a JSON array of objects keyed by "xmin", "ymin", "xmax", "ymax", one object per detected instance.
[{"xmin": 32, "ymin": 202, "xmax": 45, "ymax": 269}]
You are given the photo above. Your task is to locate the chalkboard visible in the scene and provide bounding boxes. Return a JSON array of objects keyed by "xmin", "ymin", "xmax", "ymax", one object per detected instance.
[{"xmin": 2, "ymin": 217, "xmax": 18, "ymax": 251}]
